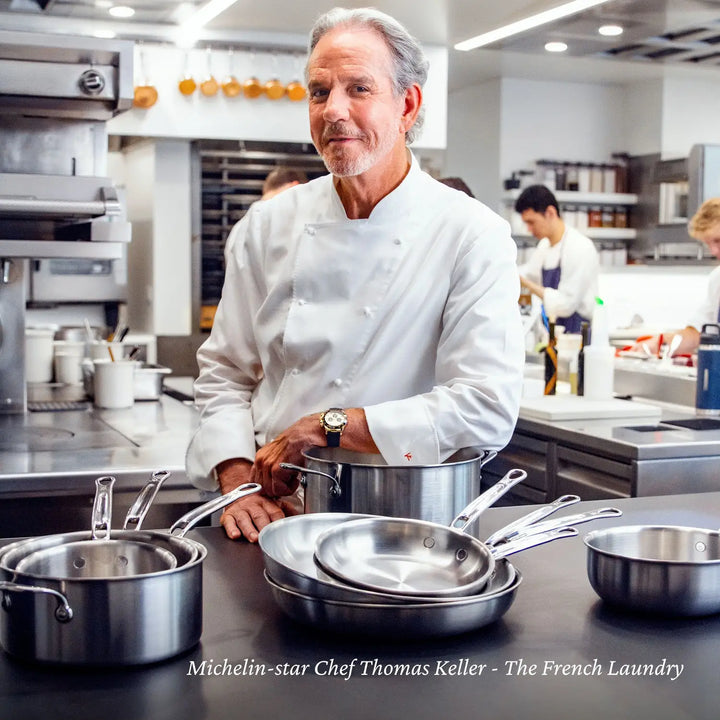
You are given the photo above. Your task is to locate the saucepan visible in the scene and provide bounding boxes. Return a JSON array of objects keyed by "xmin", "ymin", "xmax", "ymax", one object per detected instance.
[
  {"xmin": 280, "ymin": 447, "xmax": 497, "ymax": 524},
  {"xmin": 585, "ymin": 524, "xmax": 720, "ymax": 617},
  {"xmin": 0, "ymin": 481, "xmax": 261, "ymax": 665}
]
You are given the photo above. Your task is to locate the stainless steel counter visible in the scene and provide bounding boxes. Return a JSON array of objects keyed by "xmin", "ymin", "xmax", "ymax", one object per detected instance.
[
  {"xmin": 0, "ymin": 389, "xmax": 206, "ymax": 536},
  {"xmin": 2, "ymin": 492, "xmax": 719, "ymax": 720}
]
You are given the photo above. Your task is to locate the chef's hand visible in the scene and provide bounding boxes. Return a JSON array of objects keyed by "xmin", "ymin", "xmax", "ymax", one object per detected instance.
[
  {"xmin": 250, "ymin": 413, "xmax": 324, "ymax": 496},
  {"xmin": 215, "ymin": 457, "xmax": 288, "ymax": 542}
]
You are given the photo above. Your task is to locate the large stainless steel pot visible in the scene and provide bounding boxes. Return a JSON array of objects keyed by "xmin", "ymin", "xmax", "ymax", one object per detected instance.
[
  {"xmin": 0, "ymin": 482, "xmax": 261, "ymax": 665},
  {"xmin": 281, "ymin": 447, "xmax": 497, "ymax": 524},
  {"xmin": 584, "ymin": 525, "xmax": 720, "ymax": 617}
]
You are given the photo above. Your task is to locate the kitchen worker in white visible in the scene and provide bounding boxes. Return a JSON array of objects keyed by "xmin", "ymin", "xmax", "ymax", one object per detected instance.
[
  {"xmin": 186, "ymin": 7, "xmax": 525, "ymax": 542},
  {"xmin": 631, "ymin": 197, "xmax": 720, "ymax": 356},
  {"xmin": 516, "ymin": 184, "xmax": 599, "ymax": 334}
]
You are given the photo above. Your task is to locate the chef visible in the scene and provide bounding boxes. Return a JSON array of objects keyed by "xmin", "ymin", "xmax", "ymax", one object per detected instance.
[
  {"xmin": 516, "ymin": 184, "xmax": 599, "ymax": 333},
  {"xmin": 186, "ymin": 7, "xmax": 525, "ymax": 542},
  {"xmin": 632, "ymin": 197, "xmax": 720, "ymax": 356}
]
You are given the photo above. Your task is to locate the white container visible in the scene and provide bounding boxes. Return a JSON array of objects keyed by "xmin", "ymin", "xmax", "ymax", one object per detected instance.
[
  {"xmin": 54, "ymin": 353, "xmax": 84, "ymax": 385},
  {"xmin": 25, "ymin": 328, "xmax": 55, "ymax": 383},
  {"xmin": 89, "ymin": 340, "xmax": 125, "ymax": 361},
  {"xmin": 93, "ymin": 359, "xmax": 135, "ymax": 409},
  {"xmin": 582, "ymin": 345, "xmax": 615, "ymax": 400}
]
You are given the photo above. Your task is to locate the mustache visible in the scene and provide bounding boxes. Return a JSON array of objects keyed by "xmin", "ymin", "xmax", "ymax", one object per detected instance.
[{"xmin": 322, "ymin": 123, "xmax": 365, "ymax": 142}]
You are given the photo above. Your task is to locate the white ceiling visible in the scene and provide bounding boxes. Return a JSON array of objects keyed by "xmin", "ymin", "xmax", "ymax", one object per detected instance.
[{"xmin": 1, "ymin": 0, "xmax": 720, "ymax": 90}]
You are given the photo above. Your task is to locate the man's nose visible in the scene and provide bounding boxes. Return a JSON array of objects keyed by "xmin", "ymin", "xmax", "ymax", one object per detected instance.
[{"xmin": 323, "ymin": 88, "xmax": 350, "ymax": 122}]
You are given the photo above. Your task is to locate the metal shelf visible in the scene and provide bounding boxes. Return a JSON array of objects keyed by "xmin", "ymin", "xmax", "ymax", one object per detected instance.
[{"xmin": 502, "ymin": 190, "xmax": 638, "ymax": 205}]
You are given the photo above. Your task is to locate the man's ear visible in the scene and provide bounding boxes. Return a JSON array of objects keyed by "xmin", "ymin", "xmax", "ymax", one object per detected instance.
[{"xmin": 400, "ymin": 83, "xmax": 422, "ymax": 134}]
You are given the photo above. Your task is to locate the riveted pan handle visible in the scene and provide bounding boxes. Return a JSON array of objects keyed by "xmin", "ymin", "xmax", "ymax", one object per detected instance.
[
  {"xmin": 91, "ymin": 475, "xmax": 115, "ymax": 540},
  {"xmin": 0, "ymin": 581, "xmax": 73, "ymax": 623},
  {"xmin": 496, "ymin": 507, "xmax": 623, "ymax": 543},
  {"xmin": 280, "ymin": 462, "xmax": 343, "ymax": 498},
  {"xmin": 485, "ymin": 494, "xmax": 581, "ymax": 546},
  {"xmin": 450, "ymin": 468, "xmax": 527, "ymax": 532},
  {"xmin": 169, "ymin": 482, "xmax": 262, "ymax": 536}
]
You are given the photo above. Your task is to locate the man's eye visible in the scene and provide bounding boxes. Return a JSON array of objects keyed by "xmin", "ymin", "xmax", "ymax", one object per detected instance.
[
  {"xmin": 352, "ymin": 86, "xmax": 369, "ymax": 93},
  {"xmin": 310, "ymin": 88, "xmax": 328, "ymax": 99}
]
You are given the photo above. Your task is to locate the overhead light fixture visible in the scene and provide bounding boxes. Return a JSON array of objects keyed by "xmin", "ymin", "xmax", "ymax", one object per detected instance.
[
  {"xmin": 545, "ymin": 41, "xmax": 568, "ymax": 52},
  {"xmin": 175, "ymin": 0, "xmax": 240, "ymax": 48},
  {"xmin": 455, "ymin": 0, "xmax": 613, "ymax": 51},
  {"xmin": 94, "ymin": 1, "xmax": 113, "ymax": 8},
  {"xmin": 598, "ymin": 24, "xmax": 624, "ymax": 37},
  {"xmin": 93, "ymin": 29, "xmax": 117, "ymax": 39},
  {"xmin": 108, "ymin": 5, "xmax": 135, "ymax": 19}
]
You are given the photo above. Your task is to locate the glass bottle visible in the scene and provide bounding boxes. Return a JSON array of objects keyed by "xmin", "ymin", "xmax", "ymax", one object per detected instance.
[{"xmin": 544, "ymin": 321, "xmax": 558, "ymax": 396}]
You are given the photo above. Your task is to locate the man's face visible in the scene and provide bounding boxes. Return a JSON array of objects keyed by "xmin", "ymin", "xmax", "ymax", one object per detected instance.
[
  {"xmin": 520, "ymin": 208, "xmax": 554, "ymax": 240},
  {"xmin": 306, "ymin": 26, "xmax": 407, "ymax": 178},
  {"xmin": 699, "ymin": 223, "xmax": 720, "ymax": 260}
]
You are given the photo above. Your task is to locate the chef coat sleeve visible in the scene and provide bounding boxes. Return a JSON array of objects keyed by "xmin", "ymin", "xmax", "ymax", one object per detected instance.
[
  {"xmin": 542, "ymin": 231, "xmax": 599, "ymax": 321},
  {"xmin": 185, "ymin": 216, "xmax": 263, "ymax": 490},
  {"xmin": 688, "ymin": 266, "xmax": 720, "ymax": 332},
  {"xmin": 364, "ymin": 216, "xmax": 525, "ymax": 465}
]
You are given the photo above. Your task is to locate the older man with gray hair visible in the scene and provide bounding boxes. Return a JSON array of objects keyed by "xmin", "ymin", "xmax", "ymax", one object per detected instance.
[{"xmin": 186, "ymin": 7, "xmax": 525, "ymax": 541}]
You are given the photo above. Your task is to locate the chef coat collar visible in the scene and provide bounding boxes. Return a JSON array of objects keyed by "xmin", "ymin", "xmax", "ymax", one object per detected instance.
[{"xmin": 327, "ymin": 149, "xmax": 421, "ymax": 224}]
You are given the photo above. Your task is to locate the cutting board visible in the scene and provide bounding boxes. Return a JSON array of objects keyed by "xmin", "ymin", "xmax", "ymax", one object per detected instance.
[{"xmin": 519, "ymin": 395, "xmax": 662, "ymax": 421}]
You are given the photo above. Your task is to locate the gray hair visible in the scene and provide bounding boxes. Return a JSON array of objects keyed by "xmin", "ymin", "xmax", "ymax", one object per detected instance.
[{"xmin": 306, "ymin": 7, "xmax": 429, "ymax": 144}]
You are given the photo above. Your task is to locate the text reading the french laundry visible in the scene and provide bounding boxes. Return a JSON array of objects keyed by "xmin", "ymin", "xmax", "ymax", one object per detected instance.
[{"xmin": 187, "ymin": 657, "xmax": 684, "ymax": 682}]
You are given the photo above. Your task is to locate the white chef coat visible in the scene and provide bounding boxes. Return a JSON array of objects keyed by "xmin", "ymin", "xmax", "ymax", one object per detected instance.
[
  {"xmin": 689, "ymin": 265, "xmax": 720, "ymax": 331},
  {"xmin": 520, "ymin": 226, "xmax": 599, "ymax": 322},
  {"xmin": 186, "ymin": 154, "xmax": 525, "ymax": 490}
]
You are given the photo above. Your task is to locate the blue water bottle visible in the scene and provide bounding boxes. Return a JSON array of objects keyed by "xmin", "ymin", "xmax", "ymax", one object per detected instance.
[{"xmin": 695, "ymin": 324, "xmax": 720, "ymax": 416}]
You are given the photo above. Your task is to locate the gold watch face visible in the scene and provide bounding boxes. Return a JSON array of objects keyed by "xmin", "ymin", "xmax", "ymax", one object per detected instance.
[{"xmin": 324, "ymin": 409, "xmax": 347, "ymax": 430}]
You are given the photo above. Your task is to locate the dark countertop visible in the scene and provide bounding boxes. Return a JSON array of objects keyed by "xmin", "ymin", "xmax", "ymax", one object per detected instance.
[{"xmin": 2, "ymin": 492, "xmax": 720, "ymax": 720}]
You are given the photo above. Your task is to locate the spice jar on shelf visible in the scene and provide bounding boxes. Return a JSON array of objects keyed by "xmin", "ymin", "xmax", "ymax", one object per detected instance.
[
  {"xmin": 601, "ymin": 206, "xmax": 615, "ymax": 228},
  {"xmin": 614, "ymin": 206, "xmax": 628, "ymax": 228},
  {"xmin": 588, "ymin": 206, "xmax": 603, "ymax": 228}
]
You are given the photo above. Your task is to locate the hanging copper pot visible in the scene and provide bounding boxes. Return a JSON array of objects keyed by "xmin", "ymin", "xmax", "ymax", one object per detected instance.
[
  {"xmin": 242, "ymin": 76, "xmax": 263, "ymax": 99},
  {"xmin": 222, "ymin": 49, "xmax": 241, "ymax": 97},
  {"xmin": 178, "ymin": 52, "xmax": 197, "ymax": 96},
  {"xmin": 133, "ymin": 47, "xmax": 158, "ymax": 109},
  {"xmin": 200, "ymin": 48, "xmax": 219, "ymax": 97},
  {"xmin": 264, "ymin": 77, "xmax": 285, "ymax": 100},
  {"xmin": 286, "ymin": 80, "xmax": 307, "ymax": 102},
  {"xmin": 133, "ymin": 85, "xmax": 158, "ymax": 108}
]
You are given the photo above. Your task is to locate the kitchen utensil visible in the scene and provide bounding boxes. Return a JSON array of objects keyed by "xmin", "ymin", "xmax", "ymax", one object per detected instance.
[
  {"xmin": 260, "ymin": 512, "xmax": 518, "ymax": 605},
  {"xmin": 280, "ymin": 446, "xmax": 498, "ymax": 525},
  {"xmin": 313, "ymin": 513, "xmax": 575, "ymax": 599},
  {"xmin": 286, "ymin": 80, "xmax": 307, "ymax": 101},
  {"xmin": 178, "ymin": 52, "xmax": 196, "ymax": 96},
  {"xmin": 133, "ymin": 48, "xmax": 158, "ymax": 109},
  {"xmin": 123, "ymin": 469, "xmax": 170, "ymax": 530},
  {"xmin": 301, "ymin": 468, "xmax": 529, "ymax": 600},
  {"xmin": 664, "ymin": 334, "xmax": 683, "ymax": 363},
  {"xmin": 200, "ymin": 48, "xmax": 219, "ymax": 96},
  {"xmin": 242, "ymin": 76, "xmax": 263, "ymax": 98},
  {"xmin": 585, "ymin": 524, "xmax": 720, "ymax": 616},
  {"xmin": 264, "ymin": 567, "xmax": 523, "ymax": 639},
  {"xmin": 221, "ymin": 49, "xmax": 242, "ymax": 97},
  {"xmin": 0, "ymin": 482, "xmax": 262, "ymax": 665}
]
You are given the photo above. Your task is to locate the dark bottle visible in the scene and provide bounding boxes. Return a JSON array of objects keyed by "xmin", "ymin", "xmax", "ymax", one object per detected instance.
[
  {"xmin": 544, "ymin": 321, "xmax": 558, "ymax": 396},
  {"xmin": 696, "ymin": 323, "xmax": 720, "ymax": 416},
  {"xmin": 577, "ymin": 321, "xmax": 589, "ymax": 396}
]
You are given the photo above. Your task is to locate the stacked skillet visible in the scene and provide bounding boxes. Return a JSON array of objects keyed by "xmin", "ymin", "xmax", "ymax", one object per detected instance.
[
  {"xmin": 259, "ymin": 469, "xmax": 622, "ymax": 638},
  {"xmin": 0, "ymin": 473, "xmax": 261, "ymax": 665}
]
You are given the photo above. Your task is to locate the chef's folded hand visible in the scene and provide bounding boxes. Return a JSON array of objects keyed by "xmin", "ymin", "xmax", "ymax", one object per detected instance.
[
  {"xmin": 251, "ymin": 414, "xmax": 322, "ymax": 496},
  {"xmin": 219, "ymin": 494, "xmax": 290, "ymax": 543}
]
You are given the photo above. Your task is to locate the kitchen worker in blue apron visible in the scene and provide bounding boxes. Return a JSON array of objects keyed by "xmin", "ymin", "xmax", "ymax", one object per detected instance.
[
  {"xmin": 515, "ymin": 184, "xmax": 599, "ymax": 333},
  {"xmin": 186, "ymin": 7, "xmax": 525, "ymax": 542},
  {"xmin": 631, "ymin": 197, "xmax": 720, "ymax": 357}
]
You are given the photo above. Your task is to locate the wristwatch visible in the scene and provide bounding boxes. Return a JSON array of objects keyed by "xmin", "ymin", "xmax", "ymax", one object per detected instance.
[{"xmin": 319, "ymin": 407, "xmax": 348, "ymax": 447}]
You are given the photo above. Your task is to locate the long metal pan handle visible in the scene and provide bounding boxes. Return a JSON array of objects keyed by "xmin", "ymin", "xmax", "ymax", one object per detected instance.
[
  {"xmin": 279, "ymin": 462, "xmax": 342, "ymax": 498},
  {"xmin": 169, "ymin": 482, "xmax": 263, "ymax": 537},
  {"xmin": 497, "ymin": 507, "xmax": 623, "ymax": 543},
  {"xmin": 123, "ymin": 469, "xmax": 171, "ymax": 530},
  {"xmin": 484, "ymin": 494, "xmax": 581, "ymax": 546},
  {"xmin": 0, "ymin": 581, "xmax": 73, "ymax": 623},
  {"xmin": 90, "ymin": 475, "xmax": 115, "ymax": 541},
  {"xmin": 451, "ymin": 468, "xmax": 527, "ymax": 531},
  {"xmin": 491, "ymin": 526, "xmax": 579, "ymax": 560}
]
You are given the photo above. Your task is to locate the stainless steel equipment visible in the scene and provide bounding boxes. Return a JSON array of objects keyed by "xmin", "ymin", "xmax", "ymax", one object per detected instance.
[
  {"xmin": 0, "ymin": 31, "xmax": 134, "ymax": 413},
  {"xmin": 585, "ymin": 524, "xmax": 720, "ymax": 617},
  {"xmin": 281, "ymin": 447, "xmax": 498, "ymax": 525},
  {"xmin": 0, "ymin": 483, "xmax": 262, "ymax": 665}
]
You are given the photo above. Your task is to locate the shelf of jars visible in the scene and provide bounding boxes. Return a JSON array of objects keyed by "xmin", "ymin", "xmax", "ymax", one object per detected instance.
[
  {"xmin": 501, "ymin": 190, "xmax": 638, "ymax": 206},
  {"xmin": 511, "ymin": 227, "xmax": 636, "ymax": 241}
]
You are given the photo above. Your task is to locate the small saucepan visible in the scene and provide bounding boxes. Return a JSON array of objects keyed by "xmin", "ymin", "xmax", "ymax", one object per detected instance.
[{"xmin": 585, "ymin": 524, "xmax": 720, "ymax": 617}]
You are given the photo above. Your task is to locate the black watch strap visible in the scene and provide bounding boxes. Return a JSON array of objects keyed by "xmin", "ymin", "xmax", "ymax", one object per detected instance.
[{"xmin": 326, "ymin": 429, "xmax": 341, "ymax": 447}]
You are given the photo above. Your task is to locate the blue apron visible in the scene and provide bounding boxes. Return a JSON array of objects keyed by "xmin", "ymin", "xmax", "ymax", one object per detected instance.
[{"xmin": 541, "ymin": 265, "xmax": 586, "ymax": 334}]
